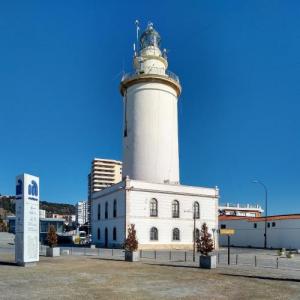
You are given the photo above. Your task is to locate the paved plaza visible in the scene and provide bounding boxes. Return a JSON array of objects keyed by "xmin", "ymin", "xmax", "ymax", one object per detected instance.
[
  {"xmin": 1, "ymin": 233, "xmax": 300, "ymax": 299},
  {"xmin": 0, "ymin": 254, "xmax": 300, "ymax": 300}
]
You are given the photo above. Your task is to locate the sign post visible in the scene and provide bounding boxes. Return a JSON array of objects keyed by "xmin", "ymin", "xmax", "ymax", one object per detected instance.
[
  {"xmin": 220, "ymin": 229, "xmax": 235, "ymax": 265},
  {"xmin": 15, "ymin": 174, "xmax": 40, "ymax": 267}
]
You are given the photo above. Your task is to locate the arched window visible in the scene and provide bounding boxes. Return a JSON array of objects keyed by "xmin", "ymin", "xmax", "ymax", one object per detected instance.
[
  {"xmin": 105, "ymin": 202, "xmax": 108, "ymax": 219},
  {"xmin": 113, "ymin": 227, "xmax": 117, "ymax": 241},
  {"xmin": 97, "ymin": 204, "xmax": 101, "ymax": 220},
  {"xmin": 150, "ymin": 198, "xmax": 158, "ymax": 217},
  {"xmin": 97, "ymin": 228, "xmax": 100, "ymax": 240},
  {"xmin": 194, "ymin": 202, "xmax": 200, "ymax": 219},
  {"xmin": 172, "ymin": 228, "xmax": 180, "ymax": 241},
  {"xmin": 172, "ymin": 200, "xmax": 180, "ymax": 218},
  {"xmin": 150, "ymin": 227, "xmax": 158, "ymax": 241},
  {"xmin": 113, "ymin": 199, "xmax": 117, "ymax": 218},
  {"xmin": 194, "ymin": 228, "xmax": 200, "ymax": 241}
]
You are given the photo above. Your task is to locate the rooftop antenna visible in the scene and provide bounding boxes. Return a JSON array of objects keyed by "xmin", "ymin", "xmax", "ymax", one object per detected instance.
[{"xmin": 134, "ymin": 20, "xmax": 140, "ymax": 55}]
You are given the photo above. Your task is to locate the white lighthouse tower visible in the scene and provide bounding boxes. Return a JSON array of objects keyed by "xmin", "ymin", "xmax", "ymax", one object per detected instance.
[
  {"xmin": 91, "ymin": 22, "xmax": 219, "ymax": 250},
  {"xmin": 120, "ymin": 22, "xmax": 181, "ymax": 184}
]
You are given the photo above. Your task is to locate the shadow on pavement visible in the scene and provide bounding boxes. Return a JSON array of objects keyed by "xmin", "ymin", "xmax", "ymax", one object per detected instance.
[
  {"xmin": 221, "ymin": 273, "xmax": 300, "ymax": 282},
  {"xmin": 143, "ymin": 262, "xmax": 199, "ymax": 269},
  {"xmin": 0, "ymin": 261, "xmax": 17, "ymax": 266}
]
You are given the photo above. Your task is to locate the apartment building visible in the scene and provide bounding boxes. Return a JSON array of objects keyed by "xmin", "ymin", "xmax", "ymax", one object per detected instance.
[
  {"xmin": 87, "ymin": 158, "xmax": 122, "ymax": 231},
  {"xmin": 76, "ymin": 200, "xmax": 88, "ymax": 226},
  {"xmin": 88, "ymin": 159, "xmax": 122, "ymax": 196}
]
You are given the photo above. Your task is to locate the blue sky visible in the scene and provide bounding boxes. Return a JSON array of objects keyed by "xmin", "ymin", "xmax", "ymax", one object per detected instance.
[{"xmin": 0, "ymin": 1, "xmax": 299, "ymax": 215}]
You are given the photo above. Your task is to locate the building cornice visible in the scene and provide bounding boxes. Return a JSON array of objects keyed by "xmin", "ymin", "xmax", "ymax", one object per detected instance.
[
  {"xmin": 126, "ymin": 186, "xmax": 218, "ymax": 199},
  {"xmin": 120, "ymin": 74, "xmax": 181, "ymax": 97}
]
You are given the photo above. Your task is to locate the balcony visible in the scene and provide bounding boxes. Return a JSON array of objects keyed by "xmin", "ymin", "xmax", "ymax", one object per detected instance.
[
  {"xmin": 120, "ymin": 68, "xmax": 181, "ymax": 96},
  {"xmin": 122, "ymin": 68, "xmax": 180, "ymax": 84}
]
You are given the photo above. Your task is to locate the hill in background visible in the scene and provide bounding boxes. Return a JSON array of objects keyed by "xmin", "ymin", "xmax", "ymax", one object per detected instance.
[
  {"xmin": 40, "ymin": 201, "xmax": 76, "ymax": 217},
  {"xmin": 0, "ymin": 196, "xmax": 76, "ymax": 217}
]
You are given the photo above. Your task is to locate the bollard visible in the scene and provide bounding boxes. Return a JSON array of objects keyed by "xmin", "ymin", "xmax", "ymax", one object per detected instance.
[
  {"xmin": 254, "ymin": 256, "xmax": 257, "ymax": 267},
  {"xmin": 169, "ymin": 251, "xmax": 172, "ymax": 261},
  {"xmin": 276, "ymin": 257, "xmax": 279, "ymax": 269},
  {"xmin": 140, "ymin": 250, "xmax": 142, "ymax": 258},
  {"xmin": 184, "ymin": 251, "xmax": 187, "ymax": 262},
  {"xmin": 236, "ymin": 254, "xmax": 238, "ymax": 265},
  {"xmin": 154, "ymin": 250, "xmax": 157, "ymax": 260},
  {"xmin": 217, "ymin": 252, "xmax": 220, "ymax": 264}
]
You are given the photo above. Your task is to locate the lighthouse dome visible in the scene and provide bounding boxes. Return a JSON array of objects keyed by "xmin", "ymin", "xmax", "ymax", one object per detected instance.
[{"xmin": 140, "ymin": 22, "xmax": 161, "ymax": 50}]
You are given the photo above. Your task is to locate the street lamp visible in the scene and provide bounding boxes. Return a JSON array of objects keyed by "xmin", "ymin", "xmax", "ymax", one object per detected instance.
[
  {"xmin": 252, "ymin": 179, "xmax": 268, "ymax": 249},
  {"xmin": 185, "ymin": 204, "xmax": 197, "ymax": 262}
]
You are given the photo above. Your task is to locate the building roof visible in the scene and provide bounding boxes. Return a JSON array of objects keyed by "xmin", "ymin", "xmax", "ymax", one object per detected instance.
[
  {"xmin": 7, "ymin": 216, "xmax": 65, "ymax": 222},
  {"xmin": 219, "ymin": 214, "xmax": 300, "ymax": 222},
  {"xmin": 219, "ymin": 215, "xmax": 246, "ymax": 221}
]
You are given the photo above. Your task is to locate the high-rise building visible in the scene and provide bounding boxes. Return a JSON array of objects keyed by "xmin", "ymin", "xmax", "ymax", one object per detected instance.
[
  {"xmin": 91, "ymin": 22, "xmax": 219, "ymax": 250},
  {"xmin": 87, "ymin": 158, "xmax": 122, "ymax": 229},
  {"xmin": 88, "ymin": 159, "xmax": 122, "ymax": 197},
  {"xmin": 76, "ymin": 200, "xmax": 88, "ymax": 226}
]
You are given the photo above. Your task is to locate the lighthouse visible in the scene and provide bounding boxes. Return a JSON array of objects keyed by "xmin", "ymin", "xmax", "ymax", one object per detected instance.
[
  {"xmin": 91, "ymin": 22, "xmax": 219, "ymax": 250},
  {"xmin": 120, "ymin": 22, "xmax": 181, "ymax": 184}
]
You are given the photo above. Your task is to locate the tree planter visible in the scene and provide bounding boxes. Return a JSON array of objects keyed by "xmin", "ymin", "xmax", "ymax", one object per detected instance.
[
  {"xmin": 199, "ymin": 255, "xmax": 216, "ymax": 269},
  {"xmin": 46, "ymin": 247, "xmax": 60, "ymax": 257},
  {"xmin": 125, "ymin": 250, "xmax": 140, "ymax": 262}
]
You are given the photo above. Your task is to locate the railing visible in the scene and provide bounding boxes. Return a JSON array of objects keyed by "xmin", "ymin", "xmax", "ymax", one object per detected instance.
[
  {"xmin": 217, "ymin": 252, "xmax": 300, "ymax": 271},
  {"xmin": 221, "ymin": 203, "xmax": 262, "ymax": 210},
  {"xmin": 121, "ymin": 68, "xmax": 180, "ymax": 84}
]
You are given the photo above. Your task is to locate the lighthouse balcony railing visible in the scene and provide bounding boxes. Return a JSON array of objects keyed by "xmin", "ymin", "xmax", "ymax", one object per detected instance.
[{"xmin": 121, "ymin": 69, "xmax": 180, "ymax": 84}]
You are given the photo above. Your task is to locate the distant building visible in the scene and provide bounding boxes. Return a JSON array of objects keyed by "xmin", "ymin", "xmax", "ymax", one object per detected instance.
[
  {"xmin": 219, "ymin": 214, "xmax": 300, "ymax": 249},
  {"xmin": 219, "ymin": 203, "xmax": 263, "ymax": 218},
  {"xmin": 76, "ymin": 200, "xmax": 88, "ymax": 225},
  {"xmin": 7, "ymin": 216, "xmax": 64, "ymax": 244},
  {"xmin": 39, "ymin": 209, "xmax": 46, "ymax": 219},
  {"xmin": 52, "ymin": 214, "xmax": 76, "ymax": 225},
  {"xmin": 88, "ymin": 158, "xmax": 122, "ymax": 229},
  {"xmin": 88, "ymin": 159, "xmax": 122, "ymax": 195}
]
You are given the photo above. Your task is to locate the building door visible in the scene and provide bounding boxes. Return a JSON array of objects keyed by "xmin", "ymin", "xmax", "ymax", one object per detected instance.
[{"xmin": 105, "ymin": 228, "xmax": 108, "ymax": 248}]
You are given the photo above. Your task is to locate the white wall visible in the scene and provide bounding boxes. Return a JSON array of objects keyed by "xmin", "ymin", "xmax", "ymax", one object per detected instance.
[
  {"xmin": 123, "ymin": 82, "xmax": 180, "ymax": 184},
  {"xmin": 219, "ymin": 218, "xmax": 300, "ymax": 249},
  {"xmin": 127, "ymin": 180, "xmax": 218, "ymax": 249},
  {"xmin": 91, "ymin": 179, "xmax": 219, "ymax": 250},
  {"xmin": 91, "ymin": 182, "xmax": 126, "ymax": 247}
]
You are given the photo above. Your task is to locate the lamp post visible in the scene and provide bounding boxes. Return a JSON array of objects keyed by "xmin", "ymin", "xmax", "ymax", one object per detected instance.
[
  {"xmin": 252, "ymin": 180, "xmax": 268, "ymax": 249},
  {"xmin": 185, "ymin": 204, "xmax": 196, "ymax": 262}
]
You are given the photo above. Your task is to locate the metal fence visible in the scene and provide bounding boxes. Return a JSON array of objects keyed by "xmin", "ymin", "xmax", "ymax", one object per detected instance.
[
  {"xmin": 217, "ymin": 252, "xmax": 300, "ymax": 271},
  {"xmin": 3, "ymin": 245, "xmax": 300, "ymax": 272}
]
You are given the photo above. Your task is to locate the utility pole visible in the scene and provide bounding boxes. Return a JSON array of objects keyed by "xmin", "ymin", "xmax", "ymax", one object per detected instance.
[{"xmin": 252, "ymin": 180, "xmax": 268, "ymax": 249}]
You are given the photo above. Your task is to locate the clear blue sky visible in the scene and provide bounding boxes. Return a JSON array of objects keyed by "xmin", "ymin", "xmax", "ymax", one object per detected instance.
[{"xmin": 0, "ymin": 1, "xmax": 299, "ymax": 215}]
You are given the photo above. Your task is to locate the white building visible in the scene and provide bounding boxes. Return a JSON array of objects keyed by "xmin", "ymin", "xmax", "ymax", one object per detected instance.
[
  {"xmin": 219, "ymin": 203, "xmax": 263, "ymax": 217},
  {"xmin": 88, "ymin": 158, "xmax": 122, "ymax": 227},
  {"xmin": 76, "ymin": 200, "xmax": 88, "ymax": 225},
  {"xmin": 219, "ymin": 214, "xmax": 300, "ymax": 249},
  {"xmin": 91, "ymin": 22, "xmax": 219, "ymax": 249},
  {"xmin": 39, "ymin": 209, "xmax": 46, "ymax": 219},
  {"xmin": 88, "ymin": 159, "xmax": 122, "ymax": 196}
]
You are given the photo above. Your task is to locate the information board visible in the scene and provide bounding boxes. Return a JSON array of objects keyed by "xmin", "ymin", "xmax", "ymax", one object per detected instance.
[
  {"xmin": 15, "ymin": 174, "xmax": 40, "ymax": 266},
  {"xmin": 220, "ymin": 229, "xmax": 235, "ymax": 235}
]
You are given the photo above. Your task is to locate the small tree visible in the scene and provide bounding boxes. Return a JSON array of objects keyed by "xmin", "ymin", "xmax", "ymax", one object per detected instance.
[
  {"xmin": 124, "ymin": 224, "xmax": 138, "ymax": 251},
  {"xmin": 197, "ymin": 223, "xmax": 214, "ymax": 256},
  {"xmin": 47, "ymin": 225, "xmax": 58, "ymax": 248}
]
